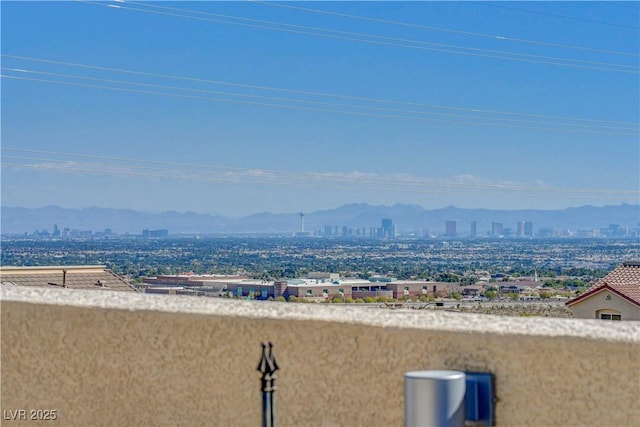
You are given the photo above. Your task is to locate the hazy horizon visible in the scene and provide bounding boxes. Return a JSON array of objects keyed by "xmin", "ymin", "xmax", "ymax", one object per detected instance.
[
  {"xmin": 2, "ymin": 2, "xmax": 638, "ymax": 217},
  {"xmin": 3, "ymin": 201, "xmax": 639, "ymax": 219}
]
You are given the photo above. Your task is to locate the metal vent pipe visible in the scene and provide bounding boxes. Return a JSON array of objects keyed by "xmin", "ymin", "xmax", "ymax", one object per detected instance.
[{"xmin": 404, "ymin": 370, "xmax": 466, "ymax": 427}]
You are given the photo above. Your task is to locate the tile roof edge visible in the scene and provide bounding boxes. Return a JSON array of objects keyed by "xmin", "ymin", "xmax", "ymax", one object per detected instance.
[{"xmin": 566, "ymin": 284, "xmax": 640, "ymax": 307}]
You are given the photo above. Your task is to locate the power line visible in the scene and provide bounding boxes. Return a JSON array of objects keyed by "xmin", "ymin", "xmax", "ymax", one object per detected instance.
[
  {"xmin": 3, "ymin": 73, "xmax": 637, "ymax": 137},
  {"xmin": 74, "ymin": 0, "xmax": 638, "ymax": 74},
  {"xmin": 4, "ymin": 55, "xmax": 637, "ymax": 127},
  {"xmin": 124, "ymin": 0, "xmax": 639, "ymax": 66},
  {"xmin": 476, "ymin": 1, "xmax": 639, "ymax": 30},
  {"xmin": 3, "ymin": 148, "xmax": 637, "ymax": 198},
  {"xmin": 248, "ymin": 0, "xmax": 639, "ymax": 57},
  {"xmin": 4, "ymin": 67, "xmax": 636, "ymax": 133}
]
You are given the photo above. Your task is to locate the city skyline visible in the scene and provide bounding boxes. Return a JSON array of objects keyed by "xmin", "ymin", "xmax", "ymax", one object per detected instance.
[
  {"xmin": 2, "ymin": 1, "xmax": 638, "ymax": 217},
  {"xmin": 2, "ymin": 202, "xmax": 638, "ymax": 236}
]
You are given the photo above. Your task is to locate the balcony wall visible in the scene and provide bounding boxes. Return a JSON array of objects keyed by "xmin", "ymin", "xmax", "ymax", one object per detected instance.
[{"xmin": 1, "ymin": 286, "xmax": 639, "ymax": 427}]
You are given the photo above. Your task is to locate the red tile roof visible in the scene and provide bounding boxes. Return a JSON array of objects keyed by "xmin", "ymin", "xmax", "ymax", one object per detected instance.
[{"xmin": 566, "ymin": 261, "xmax": 640, "ymax": 307}]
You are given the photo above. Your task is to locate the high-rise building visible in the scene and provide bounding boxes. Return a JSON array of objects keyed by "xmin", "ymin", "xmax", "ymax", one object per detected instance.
[
  {"xmin": 381, "ymin": 218, "xmax": 395, "ymax": 238},
  {"xmin": 142, "ymin": 229, "xmax": 168, "ymax": 238},
  {"xmin": 445, "ymin": 220, "xmax": 457, "ymax": 237},
  {"xmin": 491, "ymin": 222, "xmax": 503, "ymax": 238},
  {"xmin": 470, "ymin": 221, "xmax": 477, "ymax": 238},
  {"xmin": 525, "ymin": 221, "xmax": 533, "ymax": 237},
  {"xmin": 517, "ymin": 220, "xmax": 534, "ymax": 237}
]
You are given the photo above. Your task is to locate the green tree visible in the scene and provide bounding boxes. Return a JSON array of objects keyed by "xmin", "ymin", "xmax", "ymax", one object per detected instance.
[
  {"xmin": 539, "ymin": 291, "xmax": 552, "ymax": 299},
  {"xmin": 485, "ymin": 290, "xmax": 498, "ymax": 300}
]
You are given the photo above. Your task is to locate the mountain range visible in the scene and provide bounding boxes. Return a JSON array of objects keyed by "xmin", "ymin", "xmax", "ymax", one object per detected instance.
[{"xmin": 2, "ymin": 203, "xmax": 639, "ymax": 235}]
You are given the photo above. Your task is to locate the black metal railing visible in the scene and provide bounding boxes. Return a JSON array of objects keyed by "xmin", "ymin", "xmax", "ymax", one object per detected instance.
[{"xmin": 257, "ymin": 342, "xmax": 279, "ymax": 427}]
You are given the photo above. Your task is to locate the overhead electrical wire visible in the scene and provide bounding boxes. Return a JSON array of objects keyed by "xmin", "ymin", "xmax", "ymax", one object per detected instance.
[
  {"xmin": 3, "ymin": 55, "xmax": 637, "ymax": 129},
  {"xmin": 248, "ymin": 0, "xmax": 639, "ymax": 57},
  {"xmin": 3, "ymin": 67, "xmax": 636, "ymax": 134},
  {"xmin": 119, "ymin": 0, "xmax": 639, "ymax": 67},
  {"xmin": 74, "ymin": 0, "xmax": 638, "ymax": 74},
  {"xmin": 4, "ymin": 4, "xmax": 636, "ymax": 204},
  {"xmin": 3, "ymin": 148, "xmax": 637, "ymax": 199},
  {"xmin": 3, "ymin": 73, "xmax": 637, "ymax": 137},
  {"xmin": 476, "ymin": 1, "xmax": 639, "ymax": 30}
]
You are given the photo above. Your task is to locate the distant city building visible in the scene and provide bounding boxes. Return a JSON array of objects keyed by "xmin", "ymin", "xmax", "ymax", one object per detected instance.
[
  {"xmin": 517, "ymin": 221, "xmax": 533, "ymax": 237},
  {"xmin": 491, "ymin": 222, "xmax": 503, "ymax": 238},
  {"xmin": 524, "ymin": 221, "xmax": 533, "ymax": 237},
  {"xmin": 299, "ymin": 212, "xmax": 305, "ymax": 233},
  {"xmin": 538, "ymin": 227, "xmax": 555, "ymax": 238},
  {"xmin": 294, "ymin": 212, "xmax": 311, "ymax": 236},
  {"xmin": 601, "ymin": 224, "xmax": 627, "ymax": 238},
  {"xmin": 142, "ymin": 229, "xmax": 169, "ymax": 238},
  {"xmin": 445, "ymin": 220, "xmax": 457, "ymax": 237},
  {"xmin": 470, "ymin": 221, "xmax": 477, "ymax": 238},
  {"xmin": 380, "ymin": 218, "xmax": 395, "ymax": 238},
  {"xmin": 577, "ymin": 229, "xmax": 598, "ymax": 238}
]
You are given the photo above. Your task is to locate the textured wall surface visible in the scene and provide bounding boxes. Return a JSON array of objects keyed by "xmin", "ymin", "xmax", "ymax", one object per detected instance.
[{"xmin": 1, "ymin": 287, "xmax": 639, "ymax": 427}]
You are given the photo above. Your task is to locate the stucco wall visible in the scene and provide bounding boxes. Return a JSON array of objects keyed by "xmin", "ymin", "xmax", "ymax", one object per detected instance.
[
  {"xmin": 571, "ymin": 288, "xmax": 640, "ymax": 321},
  {"xmin": 1, "ymin": 287, "xmax": 639, "ymax": 427}
]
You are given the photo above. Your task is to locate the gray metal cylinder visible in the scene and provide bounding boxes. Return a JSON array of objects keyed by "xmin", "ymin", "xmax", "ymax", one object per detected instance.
[{"xmin": 404, "ymin": 370, "xmax": 466, "ymax": 427}]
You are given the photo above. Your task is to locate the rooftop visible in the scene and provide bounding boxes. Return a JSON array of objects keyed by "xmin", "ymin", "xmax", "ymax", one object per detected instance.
[
  {"xmin": 567, "ymin": 260, "xmax": 640, "ymax": 307},
  {"xmin": 0, "ymin": 265, "xmax": 137, "ymax": 292}
]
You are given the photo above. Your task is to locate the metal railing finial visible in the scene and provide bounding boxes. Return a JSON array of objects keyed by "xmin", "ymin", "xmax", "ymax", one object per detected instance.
[{"xmin": 257, "ymin": 341, "xmax": 279, "ymax": 427}]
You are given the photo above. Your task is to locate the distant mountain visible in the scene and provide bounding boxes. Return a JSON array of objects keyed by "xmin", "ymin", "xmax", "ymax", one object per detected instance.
[{"xmin": 1, "ymin": 203, "xmax": 638, "ymax": 235}]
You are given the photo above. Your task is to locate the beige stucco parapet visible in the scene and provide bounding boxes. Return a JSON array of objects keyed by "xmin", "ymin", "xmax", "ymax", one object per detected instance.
[{"xmin": 2, "ymin": 286, "xmax": 639, "ymax": 427}]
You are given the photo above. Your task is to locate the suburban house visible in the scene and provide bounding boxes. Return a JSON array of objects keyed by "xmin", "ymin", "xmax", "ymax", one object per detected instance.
[{"xmin": 566, "ymin": 260, "xmax": 640, "ymax": 321}]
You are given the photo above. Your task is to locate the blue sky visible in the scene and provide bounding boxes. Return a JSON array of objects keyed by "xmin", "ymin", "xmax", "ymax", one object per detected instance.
[{"xmin": 2, "ymin": 1, "xmax": 639, "ymax": 217}]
